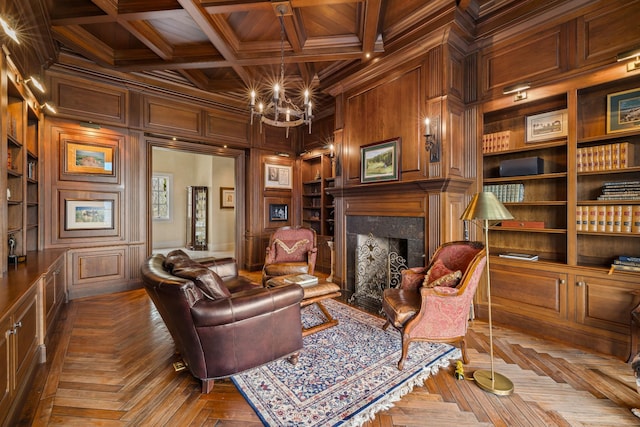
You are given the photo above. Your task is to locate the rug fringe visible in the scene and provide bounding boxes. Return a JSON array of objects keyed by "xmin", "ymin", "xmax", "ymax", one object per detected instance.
[{"xmin": 341, "ymin": 349, "xmax": 461, "ymax": 427}]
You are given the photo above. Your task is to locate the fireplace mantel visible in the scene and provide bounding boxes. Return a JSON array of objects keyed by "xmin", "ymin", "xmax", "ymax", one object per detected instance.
[{"xmin": 326, "ymin": 177, "xmax": 475, "ymax": 198}]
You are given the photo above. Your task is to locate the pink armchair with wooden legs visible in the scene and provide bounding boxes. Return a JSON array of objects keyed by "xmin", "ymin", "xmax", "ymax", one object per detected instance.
[
  {"xmin": 381, "ymin": 241, "xmax": 486, "ymax": 370},
  {"xmin": 262, "ymin": 226, "xmax": 318, "ymax": 286}
]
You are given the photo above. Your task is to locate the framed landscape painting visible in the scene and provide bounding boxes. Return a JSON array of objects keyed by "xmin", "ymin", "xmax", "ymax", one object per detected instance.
[
  {"xmin": 607, "ymin": 88, "xmax": 640, "ymax": 133},
  {"xmin": 360, "ymin": 138, "xmax": 400, "ymax": 183}
]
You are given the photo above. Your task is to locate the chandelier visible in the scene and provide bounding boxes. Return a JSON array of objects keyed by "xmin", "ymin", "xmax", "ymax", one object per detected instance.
[{"xmin": 249, "ymin": 4, "xmax": 313, "ymax": 137}]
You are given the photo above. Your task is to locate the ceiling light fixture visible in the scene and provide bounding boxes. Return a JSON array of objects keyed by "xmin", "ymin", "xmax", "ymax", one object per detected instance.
[
  {"xmin": 249, "ymin": 3, "xmax": 313, "ymax": 138},
  {"xmin": 617, "ymin": 46, "xmax": 640, "ymax": 72},
  {"xmin": 0, "ymin": 17, "xmax": 19, "ymax": 44},
  {"xmin": 503, "ymin": 82, "xmax": 531, "ymax": 101}
]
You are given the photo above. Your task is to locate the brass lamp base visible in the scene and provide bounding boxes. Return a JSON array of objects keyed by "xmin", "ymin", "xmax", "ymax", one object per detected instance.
[{"xmin": 473, "ymin": 369, "xmax": 514, "ymax": 396}]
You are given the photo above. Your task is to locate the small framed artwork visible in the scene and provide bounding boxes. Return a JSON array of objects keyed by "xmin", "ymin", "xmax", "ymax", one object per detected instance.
[
  {"xmin": 607, "ymin": 88, "xmax": 640, "ymax": 133},
  {"xmin": 65, "ymin": 199, "xmax": 114, "ymax": 230},
  {"xmin": 64, "ymin": 141, "xmax": 115, "ymax": 175},
  {"xmin": 360, "ymin": 137, "xmax": 400, "ymax": 183},
  {"xmin": 220, "ymin": 187, "xmax": 235, "ymax": 209},
  {"xmin": 269, "ymin": 204, "xmax": 288, "ymax": 221},
  {"xmin": 265, "ymin": 164, "xmax": 292, "ymax": 189},
  {"xmin": 525, "ymin": 109, "xmax": 568, "ymax": 143}
]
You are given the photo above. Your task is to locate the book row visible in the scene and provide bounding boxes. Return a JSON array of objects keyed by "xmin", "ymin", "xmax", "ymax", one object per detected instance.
[
  {"xmin": 576, "ymin": 205, "xmax": 640, "ymax": 233},
  {"xmin": 483, "ymin": 183, "xmax": 524, "ymax": 203},
  {"xmin": 576, "ymin": 142, "xmax": 634, "ymax": 172},
  {"xmin": 482, "ymin": 131, "xmax": 512, "ymax": 153},
  {"xmin": 608, "ymin": 256, "xmax": 640, "ymax": 274}
]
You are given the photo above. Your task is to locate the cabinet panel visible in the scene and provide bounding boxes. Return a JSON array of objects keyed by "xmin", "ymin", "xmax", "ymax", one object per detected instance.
[
  {"xmin": 575, "ymin": 275, "xmax": 637, "ymax": 335},
  {"xmin": 489, "ymin": 262, "xmax": 567, "ymax": 321},
  {"xmin": 13, "ymin": 293, "xmax": 38, "ymax": 388},
  {"xmin": 0, "ymin": 316, "xmax": 11, "ymax": 420}
]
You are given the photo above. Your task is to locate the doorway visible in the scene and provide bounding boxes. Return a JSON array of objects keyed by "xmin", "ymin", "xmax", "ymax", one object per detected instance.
[{"xmin": 148, "ymin": 138, "xmax": 245, "ymax": 263}]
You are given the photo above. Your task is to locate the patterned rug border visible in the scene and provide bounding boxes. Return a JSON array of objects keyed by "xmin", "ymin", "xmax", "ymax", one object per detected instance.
[{"xmin": 232, "ymin": 299, "xmax": 461, "ymax": 427}]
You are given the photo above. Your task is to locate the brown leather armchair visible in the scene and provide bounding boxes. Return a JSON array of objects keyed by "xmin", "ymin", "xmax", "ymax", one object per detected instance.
[
  {"xmin": 262, "ymin": 226, "xmax": 318, "ymax": 285},
  {"xmin": 141, "ymin": 250, "xmax": 304, "ymax": 393},
  {"xmin": 382, "ymin": 241, "xmax": 486, "ymax": 370}
]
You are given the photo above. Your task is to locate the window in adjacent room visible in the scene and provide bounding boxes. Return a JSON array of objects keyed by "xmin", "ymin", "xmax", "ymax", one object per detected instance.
[{"xmin": 152, "ymin": 173, "xmax": 172, "ymax": 220}]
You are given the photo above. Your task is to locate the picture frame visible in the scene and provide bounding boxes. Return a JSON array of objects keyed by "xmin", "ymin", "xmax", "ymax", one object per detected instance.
[
  {"xmin": 607, "ymin": 88, "xmax": 640, "ymax": 133},
  {"xmin": 265, "ymin": 163, "xmax": 292, "ymax": 189},
  {"xmin": 220, "ymin": 187, "xmax": 235, "ymax": 209},
  {"xmin": 525, "ymin": 109, "xmax": 568, "ymax": 143},
  {"xmin": 360, "ymin": 137, "xmax": 400, "ymax": 183},
  {"xmin": 269, "ymin": 203, "xmax": 288, "ymax": 221},
  {"xmin": 65, "ymin": 199, "xmax": 114, "ymax": 230},
  {"xmin": 64, "ymin": 141, "xmax": 115, "ymax": 175}
]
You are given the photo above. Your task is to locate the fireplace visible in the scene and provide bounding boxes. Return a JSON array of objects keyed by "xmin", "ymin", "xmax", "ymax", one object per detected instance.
[{"xmin": 346, "ymin": 216, "xmax": 425, "ymax": 310}]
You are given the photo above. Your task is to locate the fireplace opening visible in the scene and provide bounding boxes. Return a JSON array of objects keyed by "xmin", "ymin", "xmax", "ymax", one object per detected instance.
[{"xmin": 346, "ymin": 216, "xmax": 425, "ymax": 311}]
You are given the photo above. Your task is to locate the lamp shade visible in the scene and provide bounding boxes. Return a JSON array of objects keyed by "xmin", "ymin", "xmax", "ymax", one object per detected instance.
[{"xmin": 460, "ymin": 192, "xmax": 514, "ymax": 221}]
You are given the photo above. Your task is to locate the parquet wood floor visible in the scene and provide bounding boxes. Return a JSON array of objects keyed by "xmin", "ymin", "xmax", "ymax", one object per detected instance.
[{"xmin": 14, "ymin": 273, "xmax": 640, "ymax": 426}]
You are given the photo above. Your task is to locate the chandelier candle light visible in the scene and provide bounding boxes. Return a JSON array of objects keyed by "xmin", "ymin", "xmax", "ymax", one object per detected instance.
[
  {"xmin": 249, "ymin": 4, "xmax": 313, "ymax": 137},
  {"xmin": 460, "ymin": 191, "xmax": 514, "ymax": 395}
]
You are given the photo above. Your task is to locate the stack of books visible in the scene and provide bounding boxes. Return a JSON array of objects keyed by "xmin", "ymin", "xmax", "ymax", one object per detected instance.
[
  {"xmin": 576, "ymin": 142, "xmax": 633, "ymax": 172},
  {"xmin": 283, "ymin": 274, "xmax": 319, "ymax": 286},
  {"xmin": 483, "ymin": 184, "xmax": 524, "ymax": 203},
  {"xmin": 482, "ymin": 131, "xmax": 511, "ymax": 153},
  {"xmin": 597, "ymin": 180, "xmax": 640, "ymax": 201},
  {"xmin": 608, "ymin": 256, "xmax": 640, "ymax": 274},
  {"xmin": 498, "ymin": 252, "xmax": 538, "ymax": 261}
]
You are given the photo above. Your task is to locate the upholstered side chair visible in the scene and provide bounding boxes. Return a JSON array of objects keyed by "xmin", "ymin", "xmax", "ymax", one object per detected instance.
[
  {"xmin": 381, "ymin": 240, "xmax": 487, "ymax": 370},
  {"xmin": 262, "ymin": 226, "xmax": 318, "ymax": 285}
]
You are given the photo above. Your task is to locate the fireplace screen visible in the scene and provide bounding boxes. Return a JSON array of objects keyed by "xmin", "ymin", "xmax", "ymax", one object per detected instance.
[{"xmin": 349, "ymin": 233, "xmax": 407, "ymax": 306}]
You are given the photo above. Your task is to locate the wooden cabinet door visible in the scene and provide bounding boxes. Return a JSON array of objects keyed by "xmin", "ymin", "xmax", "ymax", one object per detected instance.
[
  {"xmin": 13, "ymin": 292, "xmax": 39, "ymax": 389},
  {"xmin": 0, "ymin": 316, "xmax": 12, "ymax": 423},
  {"xmin": 575, "ymin": 274, "xmax": 638, "ymax": 335},
  {"xmin": 488, "ymin": 262, "xmax": 568, "ymax": 321}
]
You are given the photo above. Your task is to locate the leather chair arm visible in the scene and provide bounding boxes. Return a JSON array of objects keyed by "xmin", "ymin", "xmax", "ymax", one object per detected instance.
[{"xmin": 191, "ymin": 283, "xmax": 303, "ymax": 327}]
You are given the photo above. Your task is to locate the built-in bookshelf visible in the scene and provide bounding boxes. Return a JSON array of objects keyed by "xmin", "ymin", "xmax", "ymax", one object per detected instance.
[
  {"xmin": 4, "ymin": 72, "xmax": 40, "ymax": 273},
  {"xmin": 300, "ymin": 153, "xmax": 334, "ymax": 237},
  {"xmin": 478, "ymin": 71, "xmax": 640, "ymax": 359}
]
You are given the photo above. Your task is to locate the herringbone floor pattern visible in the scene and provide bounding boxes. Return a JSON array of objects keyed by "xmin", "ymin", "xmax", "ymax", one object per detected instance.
[{"xmin": 15, "ymin": 283, "xmax": 640, "ymax": 426}]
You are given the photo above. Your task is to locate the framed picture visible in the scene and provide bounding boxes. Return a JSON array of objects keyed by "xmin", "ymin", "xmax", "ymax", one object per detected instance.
[
  {"xmin": 269, "ymin": 204, "xmax": 288, "ymax": 221},
  {"xmin": 525, "ymin": 109, "xmax": 568, "ymax": 143},
  {"xmin": 360, "ymin": 138, "xmax": 400, "ymax": 183},
  {"xmin": 64, "ymin": 141, "xmax": 115, "ymax": 175},
  {"xmin": 220, "ymin": 187, "xmax": 235, "ymax": 209},
  {"xmin": 607, "ymin": 88, "xmax": 640, "ymax": 133},
  {"xmin": 65, "ymin": 199, "xmax": 114, "ymax": 230},
  {"xmin": 265, "ymin": 164, "xmax": 292, "ymax": 189}
]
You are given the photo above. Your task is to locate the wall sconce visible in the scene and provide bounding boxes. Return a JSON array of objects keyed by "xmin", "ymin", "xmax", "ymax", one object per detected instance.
[
  {"xmin": 617, "ymin": 46, "xmax": 640, "ymax": 72},
  {"xmin": 38, "ymin": 102, "xmax": 57, "ymax": 114},
  {"xmin": 0, "ymin": 17, "xmax": 19, "ymax": 44},
  {"xmin": 18, "ymin": 75, "xmax": 45, "ymax": 93},
  {"xmin": 503, "ymin": 82, "xmax": 531, "ymax": 101},
  {"xmin": 424, "ymin": 117, "xmax": 440, "ymax": 163}
]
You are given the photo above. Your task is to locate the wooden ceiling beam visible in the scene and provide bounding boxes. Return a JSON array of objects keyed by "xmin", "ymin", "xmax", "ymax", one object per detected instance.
[
  {"xmin": 176, "ymin": 0, "xmax": 252, "ymax": 85},
  {"xmin": 362, "ymin": 0, "xmax": 382, "ymax": 56},
  {"xmin": 51, "ymin": 25, "xmax": 116, "ymax": 66}
]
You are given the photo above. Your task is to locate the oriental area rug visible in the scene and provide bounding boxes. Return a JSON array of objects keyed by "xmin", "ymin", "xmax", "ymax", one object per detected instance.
[{"xmin": 231, "ymin": 299, "xmax": 461, "ymax": 427}]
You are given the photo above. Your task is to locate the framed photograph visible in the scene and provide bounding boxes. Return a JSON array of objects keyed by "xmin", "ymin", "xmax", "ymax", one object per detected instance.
[
  {"xmin": 65, "ymin": 199, "xmax": 114, "ymax": 230},
  {"xmin": 64, "ymin": 141, "xmax": 115, "ymax": 175},
  {"xmin": 269, "ymin": 204, "xmax": 288, "ymax": 221},
  {"xmin": 360, "ymin": 137, "xmax": 400, "ymax": 183},
  {"xmin": 526, "ymin": 109, "xmax": 568, "ymax": 143},
  {"xmin": 220, "ymin": 187, "xmax": 235, "ymax": 209},
  {"xmin": 265, "ymin": 164, "xmax": 292, "ymax": 189},
  {"xmin": 607, "ymin": 88, "xmax": 640, "ymax": 133}
]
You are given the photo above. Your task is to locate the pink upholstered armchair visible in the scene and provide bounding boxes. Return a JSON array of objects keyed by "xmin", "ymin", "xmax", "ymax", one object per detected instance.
[
  {"xmin": 262, "ymin": 226, "xmax": 318, "ymax": 285},
  {"xmin": 382, "ymin": 241, "xmax": 486, "ymax": 370}
]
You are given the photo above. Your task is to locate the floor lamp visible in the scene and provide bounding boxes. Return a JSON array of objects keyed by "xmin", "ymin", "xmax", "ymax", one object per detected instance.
[{"xmin": 461, "ymin": 191, "xmax": 515, "ymax": 396}]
